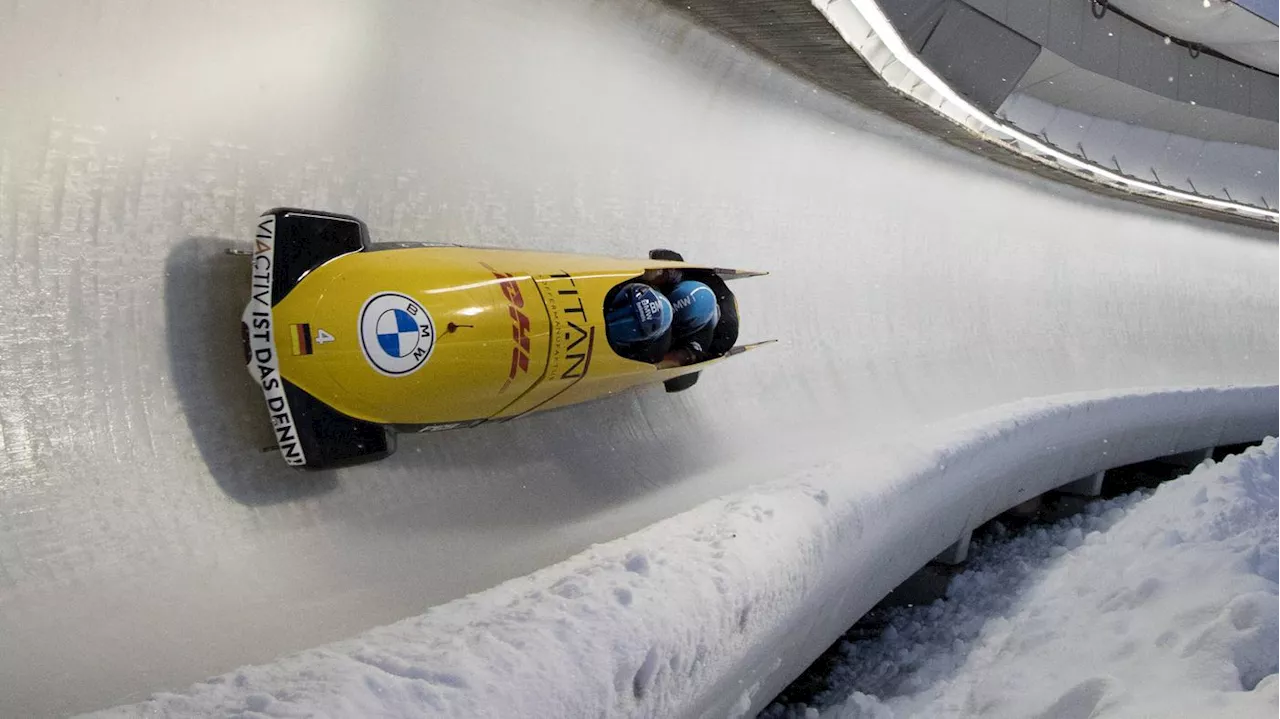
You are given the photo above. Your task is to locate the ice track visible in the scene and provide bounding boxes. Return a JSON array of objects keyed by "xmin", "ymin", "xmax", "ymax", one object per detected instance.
[{"xmin": 0, "ymin": 0, "xmax": 1274, "ymax": 715}]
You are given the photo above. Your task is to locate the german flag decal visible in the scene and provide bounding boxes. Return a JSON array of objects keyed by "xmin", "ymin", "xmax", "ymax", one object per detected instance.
[{"xmin": 290, "ymin": 323, "xmax": 313, "ymax": 356}]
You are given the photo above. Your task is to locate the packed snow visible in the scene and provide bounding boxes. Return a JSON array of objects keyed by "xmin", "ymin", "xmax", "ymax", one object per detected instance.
[
  {"xmin": 79, "ymin": 387, "xmax": 1275, "ymax": 718},
  {"xmin": 768, "ymin": 438, "xmax": 1279, "ymax": 719}
]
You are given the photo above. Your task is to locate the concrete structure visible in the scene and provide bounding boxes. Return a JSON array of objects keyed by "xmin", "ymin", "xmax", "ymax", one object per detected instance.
[{"xmin": 660, "ymin": 0, "xmax": 1280, "ymax": 226}]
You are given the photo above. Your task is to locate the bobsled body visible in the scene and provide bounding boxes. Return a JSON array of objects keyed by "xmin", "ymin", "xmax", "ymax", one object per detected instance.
[{"xmin": 241, "ymin": 208, "xmax": 767, "ymax": 469}]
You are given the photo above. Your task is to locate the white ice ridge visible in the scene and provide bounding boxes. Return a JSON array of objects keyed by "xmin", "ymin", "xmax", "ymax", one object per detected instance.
[
  {"xmin": 83, "ymin": 386, "xmax": 1276, "ymax": 719},
  {"xmin": 784, "ymin": 438, "xmax": 1278, "ymax": 719}
]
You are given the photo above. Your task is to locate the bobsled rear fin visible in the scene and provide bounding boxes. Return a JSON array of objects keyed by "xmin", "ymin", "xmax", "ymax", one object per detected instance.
[
  {"xmin": 723, "ymin": 339, "xmax": 777, "ymax": 356},
  {"xmin": 712, "ymin": 268, "xmax": 768, "ymax": 281},
  {"xmin": 266, "ymin": 208, "xmax": 370, "ymax": 304},
  {"xmin": 281, "ymin": 380, "xmax": 396, "ymax": 470}
]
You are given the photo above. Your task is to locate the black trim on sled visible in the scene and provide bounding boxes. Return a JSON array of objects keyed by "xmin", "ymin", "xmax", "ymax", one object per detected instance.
[
  {"xmin": 267, "ymin": 208, "xmax": 370, "ymax": 305},
  {"xmin": 282, "ymin": 380, "xmax": 396, "ymax": 470}
]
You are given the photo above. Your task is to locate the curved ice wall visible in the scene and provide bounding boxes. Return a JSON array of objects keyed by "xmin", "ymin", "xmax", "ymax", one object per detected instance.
[{"xmin": 0, "ymin": 0, "xmax": 1274, "ymax": 715}]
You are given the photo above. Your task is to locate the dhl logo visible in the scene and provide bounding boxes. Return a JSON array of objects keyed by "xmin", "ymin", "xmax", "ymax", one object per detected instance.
[{"xmin": 486, "ymin": 265, "xmax": 532, "ymax": 392}]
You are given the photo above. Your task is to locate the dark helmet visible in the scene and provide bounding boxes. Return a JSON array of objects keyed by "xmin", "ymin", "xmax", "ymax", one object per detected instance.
[
  {"xmin": 606, "ymin": 283, "xmax": 672, "ymax": 347},
  {"xmin": 668, "ymin": 280, "xmax": 720, "ymax": 339}
]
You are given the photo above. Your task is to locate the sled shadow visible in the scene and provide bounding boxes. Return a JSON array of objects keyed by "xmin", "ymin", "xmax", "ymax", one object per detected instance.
[
  {"xmin": 165, "ymin": 236, "xmax": 338, "ymax": 505},
  {"xmin": 340, "ymin": 384, "xmax": 732, "ymax": 532},
  {"xmin": 164, "ymin": 236, "xmax": 729, "ymax": 520}
]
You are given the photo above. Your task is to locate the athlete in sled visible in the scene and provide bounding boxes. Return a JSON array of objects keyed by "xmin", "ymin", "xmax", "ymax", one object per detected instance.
[
  {"xmin": 603, "ymin": 268, "xmax": 737, "ymax": 386},
  {"xmin": 240, "ymin": 207, "xmax": 770, "ymax": 469}
]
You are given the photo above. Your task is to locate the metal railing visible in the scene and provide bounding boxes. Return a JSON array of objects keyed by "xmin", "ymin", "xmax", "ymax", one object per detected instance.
[{"xmin": 815, "ymin": 0, "xmax": 1280, "ymax": 226}]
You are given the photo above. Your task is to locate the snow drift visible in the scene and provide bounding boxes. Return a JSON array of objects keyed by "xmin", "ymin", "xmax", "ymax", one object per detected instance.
[
  {"xmin": 85, "ymin": 385, "xmax": 1276, "ymax": 718},
  {"xmin": 780, "ymin": 438, "xmax": 1278, "ymax": 719}
]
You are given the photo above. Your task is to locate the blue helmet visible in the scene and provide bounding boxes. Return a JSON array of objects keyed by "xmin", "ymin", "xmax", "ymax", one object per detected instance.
[
  {"xmin": 606, "ymin": 283, "xmax": 672, "ymax": 347},
  {"xmin": 668, "ymin": 280, "xmax": 720, "ymax": 338}
]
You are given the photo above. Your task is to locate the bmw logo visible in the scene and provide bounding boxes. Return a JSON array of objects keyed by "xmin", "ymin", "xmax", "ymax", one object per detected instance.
[{"xmin": 359, "ymin": 292, "xmax": 436, "ymax": 376}]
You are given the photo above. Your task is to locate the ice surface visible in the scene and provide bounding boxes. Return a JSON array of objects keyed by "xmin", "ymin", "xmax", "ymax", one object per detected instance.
[
  {"xmin": 0, "ymin": 0, "xmax": 1275, "ymax": 715},
  {"xmin": 83, "ymin": 390, "xmax": 1275, "ymax": 718},
  {"xmin": 772, "ymin": 440, "xmax": 1278, "ymax": 719}
]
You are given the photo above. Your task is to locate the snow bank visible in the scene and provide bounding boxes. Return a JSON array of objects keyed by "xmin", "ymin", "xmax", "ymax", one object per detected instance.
[
  {"xmin": 781, "ymin": 438, "xmax": 1278, "ymax": 719},
  {"xmin": 83, "ymin": 386, "xmax": 1275, "ymax": 719}
]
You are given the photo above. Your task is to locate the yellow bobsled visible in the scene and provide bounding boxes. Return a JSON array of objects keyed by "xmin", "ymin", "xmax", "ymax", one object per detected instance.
[{"xmin": 240, "ymin": 208, "xmax": 770, "ymax": 469}]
